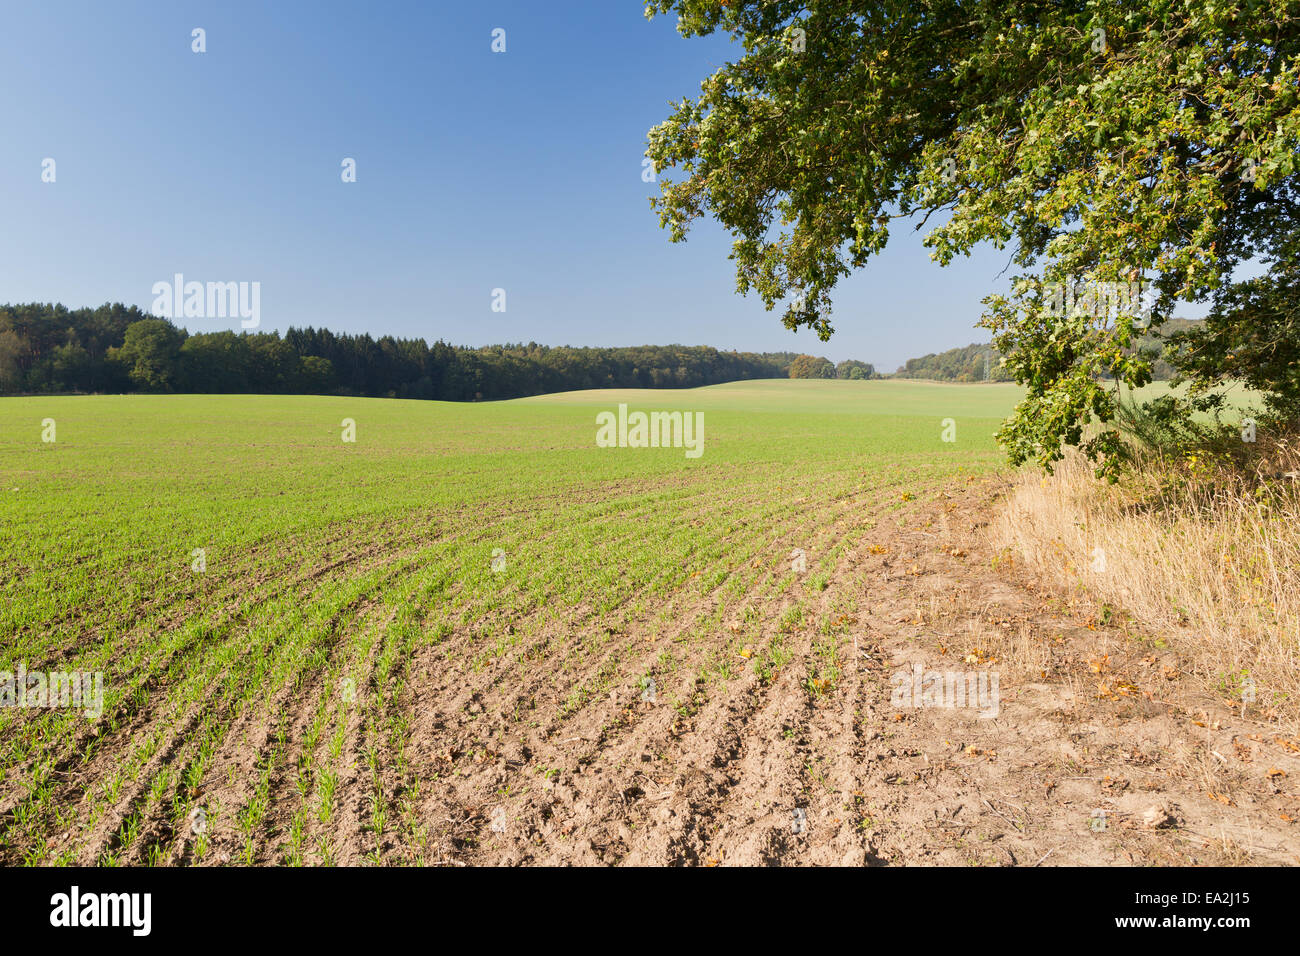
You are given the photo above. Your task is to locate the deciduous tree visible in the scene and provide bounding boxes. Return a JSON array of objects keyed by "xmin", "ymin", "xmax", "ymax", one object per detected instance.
[{"xmin": 645, "ymin": 0, "xmax": 1300, "ymax": 477}]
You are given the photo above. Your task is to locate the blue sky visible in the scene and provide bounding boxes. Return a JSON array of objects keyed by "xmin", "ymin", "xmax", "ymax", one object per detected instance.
[{"xmin": 4, "ymin": 0, "xmax": 1042, "ymax": 372}]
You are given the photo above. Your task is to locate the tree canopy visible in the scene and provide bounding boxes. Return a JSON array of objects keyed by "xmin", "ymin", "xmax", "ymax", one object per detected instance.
[
  {"xmin": 894, "ymin": 343, "xmax": 1015, "ymax": 382},
  {"xmin": 0, "ymin": 303, "xmax": 845, "ymax": 401},
  {"xmin": 645, "ymin": 0, "xmax": 1300, "ymax": 477}
]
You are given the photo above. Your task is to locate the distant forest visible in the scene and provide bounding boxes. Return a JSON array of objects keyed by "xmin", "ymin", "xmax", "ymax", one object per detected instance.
[
  {"xmin": 0, "ymin": 302, "xmax": 880, "ymax": 401},
  {"xmin": 0, "ymin": 302, "xmax": 1190, "ymax": 399},
  {"xmin": 891, "ymin": 321, "xmax": 1199, "ymax": 383},
  {"xmin": 893, "ymin": 343, "xmax": 1016, "ymax": 382}
]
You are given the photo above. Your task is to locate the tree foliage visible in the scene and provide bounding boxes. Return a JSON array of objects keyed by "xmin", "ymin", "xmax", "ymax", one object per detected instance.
[
  {"xmin": 789, "ymin": 353, "xmax": 836, "ymax": 377},
  {"xmin": 835, "ymin": 358, "xmax": 877, "ymax": 379},
  {"xmin": 112, "ymin": 318, "xmax": 184, "ymax": 391},
  {"xmin": 894, "ymin": 343, "xmax": 1015, "ymax": 382},
  {"xmin": 645, "ymin": 0, "xmax": 1300, "ymax": 478},
  {"xmin": 0, "ymin": 303, "xmax": 863, "ymax": 401}
]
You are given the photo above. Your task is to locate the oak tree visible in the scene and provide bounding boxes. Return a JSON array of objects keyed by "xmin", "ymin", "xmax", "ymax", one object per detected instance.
[{"xmin": 646, "ymin": 0, "xmax": 1300, "ymax": 477}]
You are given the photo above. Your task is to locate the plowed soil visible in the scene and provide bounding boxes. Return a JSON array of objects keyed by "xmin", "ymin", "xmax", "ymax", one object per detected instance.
[
  {"xmin": 23, "ymin": 478, "xmax": 1294, "ymax": 868},
  {"xmin": 4, "ymin": 387, "xmax": 1297, "ymax": 867}
]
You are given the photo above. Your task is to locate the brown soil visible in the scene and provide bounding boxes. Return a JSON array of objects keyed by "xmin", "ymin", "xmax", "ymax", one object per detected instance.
[
  {"xmin": 387, "ymin": 477, "xmax": 1298, "ymax": 866},
  {"xmin": 17, "ymin": 477, "xmax": 1300, "ymax": 866}
]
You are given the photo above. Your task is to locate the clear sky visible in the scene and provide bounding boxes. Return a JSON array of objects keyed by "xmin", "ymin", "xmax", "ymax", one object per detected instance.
[{"xmin": 3, "ymin": 0, "xmax": 1044, "ymax": 372}]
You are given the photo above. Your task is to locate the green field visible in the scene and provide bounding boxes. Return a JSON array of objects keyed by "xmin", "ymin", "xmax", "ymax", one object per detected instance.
[{"xmin": 0, "ymin": 379, "xmax": 1023, "ymax": 865}]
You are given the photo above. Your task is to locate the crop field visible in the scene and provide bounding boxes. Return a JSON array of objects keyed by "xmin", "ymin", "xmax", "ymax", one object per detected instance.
[
  {"xmin": 0, "ymin": 380, "xmax": 1025, "ymax": 865},
  {"xmin": 6, "ymin": 379, "xmax": 1295, "ymax": 868}
]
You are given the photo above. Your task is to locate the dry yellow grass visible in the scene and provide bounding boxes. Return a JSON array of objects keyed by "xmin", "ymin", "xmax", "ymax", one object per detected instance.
[{"xmin": 992, "ymin": 445, "xmax": 1300, "ymax": 730}]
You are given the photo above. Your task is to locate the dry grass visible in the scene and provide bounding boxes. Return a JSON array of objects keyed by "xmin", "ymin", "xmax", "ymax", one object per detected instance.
[{"xmin": 992, "ymin": 442, "xmax": 1300, "ymax": 730}]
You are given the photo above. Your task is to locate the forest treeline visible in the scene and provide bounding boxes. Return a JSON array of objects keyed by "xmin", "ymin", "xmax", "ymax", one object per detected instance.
[
  {"xmin": 893, "ymin": 343, "xmax": 1017, "ymax": 382},
  {"xmin": 0, "ymin": 303, "xmax": 1193, "ymax": 399},
  {"xmin": 891, "ymin": 323, "xmax": 1198, "ymax": 382},
  {"xmin": 0, "ymin": 302, "xmax": 871, "ymax": 401}
]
